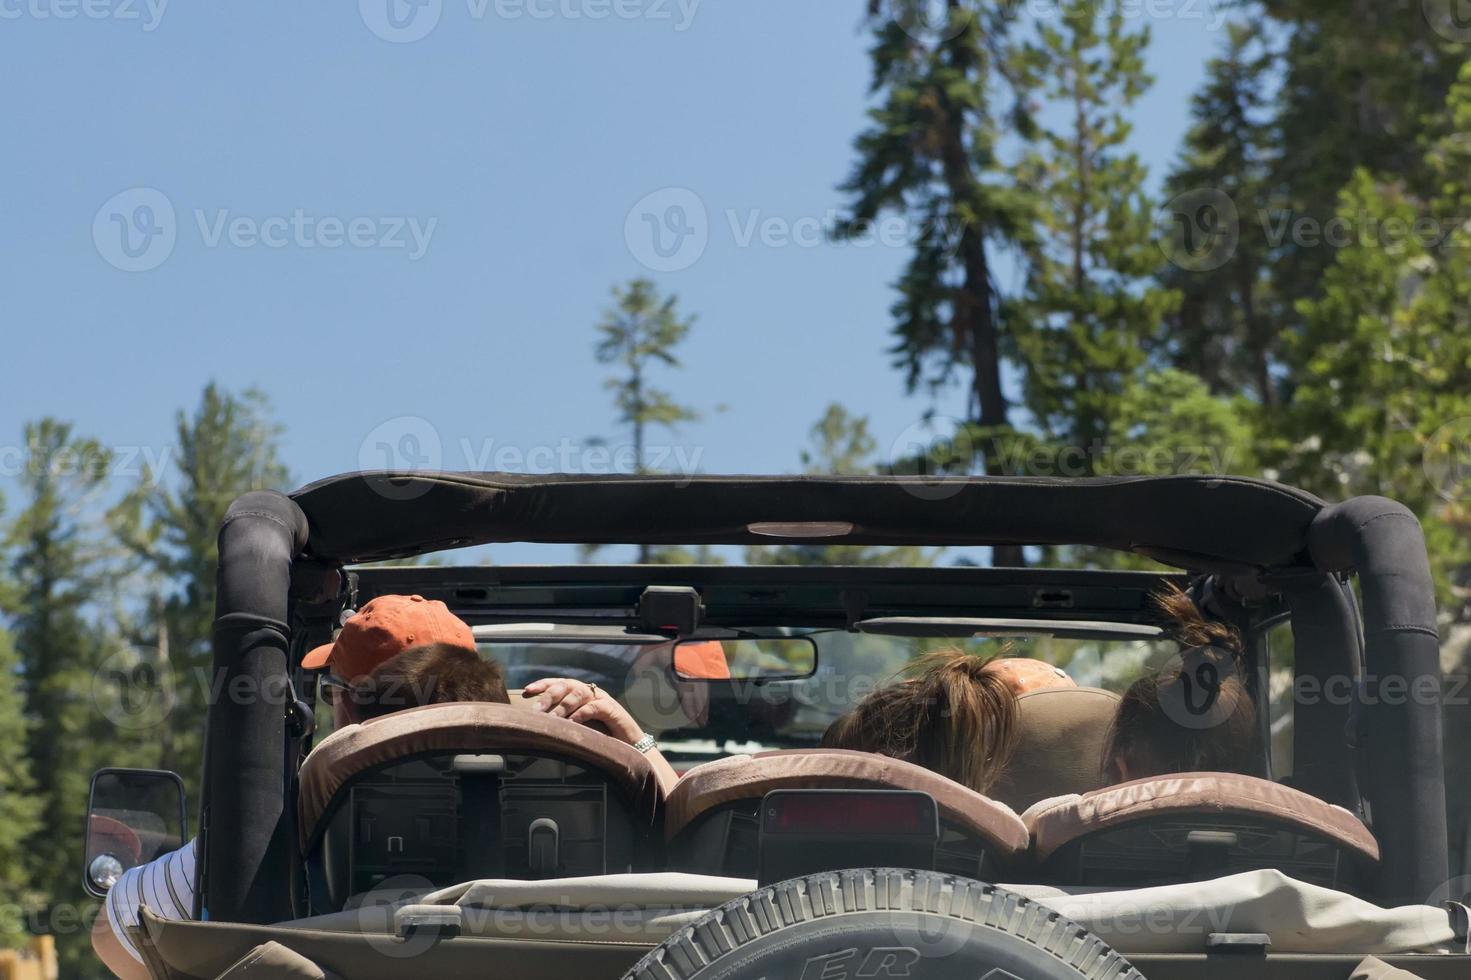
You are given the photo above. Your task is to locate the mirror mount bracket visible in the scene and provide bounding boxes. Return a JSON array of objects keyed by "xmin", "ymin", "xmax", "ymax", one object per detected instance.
[{"xmin": 636, "ymin": 586, "xmax": 704, "ymax": 636}]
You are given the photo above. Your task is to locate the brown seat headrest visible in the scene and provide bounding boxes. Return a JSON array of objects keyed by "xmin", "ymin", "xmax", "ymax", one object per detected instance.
[
  {"xmin": 666, "ymin": 749, "xmax": 1030, "ymax": 857},
  {"xmin": 1025, "ymin": 772, "xmax": 1380, "ymax": 864},
  {"xmin": 297, "ymin": 702, "xmax": 668, "ymax": 852},
  {"xmin": 989, "ymin": 687, "xmax": 1120, "ymax": 813}
]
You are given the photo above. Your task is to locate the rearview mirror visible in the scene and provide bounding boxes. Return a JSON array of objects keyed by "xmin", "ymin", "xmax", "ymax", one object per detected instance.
[
  {"xmin": 673, "ymin": 636, "xmax": 818, "ymax": 681},
  {"xmin": 83, "ymin": 768, "xmax": 186, "ymax": 898}
]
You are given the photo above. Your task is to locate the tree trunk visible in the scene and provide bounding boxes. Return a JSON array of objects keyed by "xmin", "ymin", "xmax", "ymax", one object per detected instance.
[{"xmin": 933, "ymin": 25, "xmax": 1025, "ymax": 568}]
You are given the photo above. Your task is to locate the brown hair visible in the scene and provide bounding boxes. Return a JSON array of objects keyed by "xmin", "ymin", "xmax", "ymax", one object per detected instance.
[
  {"xmin": 349, "ymin": 643, "xmax": 509, "ymax": 721},
  {"xmin": 821, "ymin": 650, "xmax": 1020, "ymax": 795},
  {"xmin": 1103, "ymin": 585, "xmax": 1261, "ymax": 783}
]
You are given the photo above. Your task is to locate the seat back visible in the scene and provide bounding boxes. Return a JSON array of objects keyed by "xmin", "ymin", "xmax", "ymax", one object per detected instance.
[
  {"xmin": 297, "ymin": 702, "xmax": 668, "ymax": 912},
  {"xmin": 1024, "ymin": 772, "xmax": 1380, "ymax": 893},
  {"xmin": 665, "ymin": 749, "xmax": 1029, "ymax": 880},
  {"xmin": 990, "ymin": 687, "xmax": 1120, "ymax": 812}
]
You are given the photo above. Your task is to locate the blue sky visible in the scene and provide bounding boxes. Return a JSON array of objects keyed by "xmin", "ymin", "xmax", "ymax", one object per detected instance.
[{"xmin": 0, "ymin": 1, "xmax": 1225, "ymax": 562}]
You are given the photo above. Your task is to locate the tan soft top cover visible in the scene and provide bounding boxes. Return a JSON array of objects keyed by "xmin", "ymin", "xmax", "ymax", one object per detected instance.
[
  {"xmin": 666, "ymin": 749, "xmax": 1029, "ymax": 856},
  {"xmin": 989, "ymin": 687, "xmax": 1120, "ymax": 812},
  {"xmin": 298, "ymin": 703, "xmax": 668, "ymax": 851},
  {"xmin": 1025, "ymin": 772, "xmax": 1380, "ymax": 863}
]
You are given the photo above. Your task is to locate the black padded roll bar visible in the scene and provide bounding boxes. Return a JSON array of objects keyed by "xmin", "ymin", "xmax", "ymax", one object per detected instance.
[
  {"xmin": 198, "ymin": 491, "xmax": 309, "ymax": 924},
  {"xmin": 1283, "ymin": 576, "xmax": 1363, "ymax": 811},
  {"xmin": 1308, "ymin": 496, "xmax": 1447, "ymax": 908}
]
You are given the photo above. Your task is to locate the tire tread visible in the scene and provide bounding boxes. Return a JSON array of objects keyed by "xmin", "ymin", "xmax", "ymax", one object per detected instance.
[{"xmin": 624, "ymin": 868, "xmax": 1142, "ymax": 980}]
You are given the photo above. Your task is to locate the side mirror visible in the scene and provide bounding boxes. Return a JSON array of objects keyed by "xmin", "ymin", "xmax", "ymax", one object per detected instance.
[{"xmin": 83, "ymin": 768, "xmax": 186, "ymax": 898}]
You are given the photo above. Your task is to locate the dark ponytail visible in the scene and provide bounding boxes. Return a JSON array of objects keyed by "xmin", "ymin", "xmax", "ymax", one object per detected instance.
[{"xmin": 1104, "ymin": 585, "xmax": 1261, "ymax": 782}]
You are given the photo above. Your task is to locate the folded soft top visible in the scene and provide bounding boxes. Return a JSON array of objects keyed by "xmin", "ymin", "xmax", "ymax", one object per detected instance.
[
  {"xmin": 277, "ymin": 869, "xmax": 1461, "ymax": 957},
  {"xmin": 289, "ymin": 471, "xmax": 1325, "ymax": 566}
]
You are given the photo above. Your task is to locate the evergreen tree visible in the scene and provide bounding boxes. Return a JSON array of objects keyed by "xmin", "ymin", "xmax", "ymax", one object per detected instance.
[
  {"xmin": 593, "ymin": 278, "xmax": 700, "ymax": 564},
  {"xmin": 1260, "ymin": 0, "xmax": 1462, "ymax": 340},
  {"xmin": 1008, "ymin": 0, "xmax": 1176, "ymax": 457},
  {"xmin": 111, "ymin": 384, "xmax": 289, "ymax": 795},
  {"xmin": 0, "ymin": 620, "xmax": 41, "ymax": 950},
  {"xmin": 1284, "ymin": 62, "xmax": 1471, "ymax": 605},
  {"xmin": 4, "ymin": 420, "xmax": 115, "ymax": 974},
  {"xmin": 1159, "ymin": 21, "xmax": 1280, "ymax": 404},
  {"xmin": 838, "ymin": 1, "xmax": 1033, "ymax": 564}
]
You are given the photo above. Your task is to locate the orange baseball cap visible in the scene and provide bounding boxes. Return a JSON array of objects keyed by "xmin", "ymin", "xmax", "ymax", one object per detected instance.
[
  {"xmin": 984, "ymin": 658, "xmax": 1077, "ymax": 697},
  {"xmin": 672, "ymin": 640, "xmax": 731, "ymax": 680},
  {"xmin": 301, "ymin": 594, "xmax": 475, "ymax": 681}
]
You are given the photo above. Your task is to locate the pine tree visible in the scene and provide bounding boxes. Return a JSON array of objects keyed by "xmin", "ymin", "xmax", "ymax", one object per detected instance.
[
  {"xmin": 4, "ymin": 420, "xmax": 116, "ymax": 974},
  {"xmin": 1261, "ymin": 0, "xmax": 1462, "ymax": 339},
  {"xmin": 1159, "ymin": 21, "xmax": 1280, "ymax": 404},
  {"xmin": 111, "ymin": 384, "xmax": 289, "ymax": 796},
  {"xmin": 1007, "ymin": 0, "xmax": 1176, "ymax": 457},
  {"xmin": 838, "ymin": 0, "xmax": 1033, "ymax": 564},
  {"xmin": 0, "ymin": 620, "xmax": 41, "ymax": 949},
  {"xmin": 593, "ymin": 279, "xmax": 699, "ymax": 564},
  {"xmin": 1285, "ymin": 63, "xmax": 1471, "ymax": 604}
]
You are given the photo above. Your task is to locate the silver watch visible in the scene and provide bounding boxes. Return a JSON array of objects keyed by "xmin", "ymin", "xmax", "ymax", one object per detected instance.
[{"xmin": 630, "ymin": 733, "xmax": 657, "ymax": 754}]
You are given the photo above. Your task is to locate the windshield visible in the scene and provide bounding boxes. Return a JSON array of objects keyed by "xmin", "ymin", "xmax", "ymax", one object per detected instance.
[{"xmin": 479, "ymin": 631, "xmax": 1180, "ymax": 764}]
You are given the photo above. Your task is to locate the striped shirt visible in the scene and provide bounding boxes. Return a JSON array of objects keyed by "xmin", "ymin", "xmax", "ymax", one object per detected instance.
[{"xmin": 105, "ymin": 838, "xmax": 198, "ymax": 963}]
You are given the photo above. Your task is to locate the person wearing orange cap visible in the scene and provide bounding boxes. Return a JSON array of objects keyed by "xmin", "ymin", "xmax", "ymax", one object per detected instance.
[
  {"xmin": 303, "ymin": 593, "xmax": 485, "ymax": 727},
  {"xmin": 94, "ymin": 594, "xmax": 492, "ymax": 980}
]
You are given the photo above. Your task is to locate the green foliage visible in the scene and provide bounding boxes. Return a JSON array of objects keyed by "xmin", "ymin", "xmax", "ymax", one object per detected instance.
[
  {"xmin": 1260, "ymin": 0, "xmax": 1463, "ymax": 340},
  {"xmin": 595, "ymin": 278, "xmax": 699, "ymax": 462},
  {"xmin": 1007, "ymin": 0, "xmax": 1177, "ymax": 457},
  {"xmin": 592, "ymin": 279, "xmax": 700, "ymax": 564},
  {"xmin": 1281, "ymin": 64, "xmax": 1471, "ymax": 610},
  {"xmin": 641, "ymin": 545, "xmax": 727, "ymax": 566},
  {"xmin": 2, "ymin": 420, "xmax": 121, "ymax": 974},
  {"xmin": 110, "ymin": 383, "xmax": 289, "ymax": 792},
  {"xmin": 1160, "ymin": 21, "xmax": 1281, "ymax": 404},
  {"xmin": 0, "ymin": 623, "xmax": 41, "ymax": 949},
  {"xmin": 839, "ymin": 1, "xmax": 1033, "ymax": 434}
]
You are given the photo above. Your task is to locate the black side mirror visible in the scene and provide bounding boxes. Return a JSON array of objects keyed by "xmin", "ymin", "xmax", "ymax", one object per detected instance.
[{"xmin": 83, "ymin": 768, "xmax": 187, "ymax": 898}]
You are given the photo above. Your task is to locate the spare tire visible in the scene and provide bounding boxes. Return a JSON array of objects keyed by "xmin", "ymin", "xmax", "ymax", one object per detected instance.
[{"xmin": 624, "ymin": 869, "xmax": 1140, "ymax": 980}]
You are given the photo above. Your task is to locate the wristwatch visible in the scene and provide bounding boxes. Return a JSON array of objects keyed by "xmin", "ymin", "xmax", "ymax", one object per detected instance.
[{"xmin": 630, "ymin": 733, "xmax": 657, "ymax": 754}]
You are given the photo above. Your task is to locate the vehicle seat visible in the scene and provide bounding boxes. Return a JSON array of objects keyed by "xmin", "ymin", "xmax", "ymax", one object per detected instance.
[
  {"xmin": 297, "ymin": 702, "xmax": 669, "ymax": 913},
  {"xmin": 989, "ymin": 687, "xmax": 1120, "ymax": 813},
  {"xmin": 1024, "ymin": 772, "xmax": 1380, "ymax": 893},
  {"xmin": 665, "ymin": 749, "xmax": 1030, "ymax": 879}
]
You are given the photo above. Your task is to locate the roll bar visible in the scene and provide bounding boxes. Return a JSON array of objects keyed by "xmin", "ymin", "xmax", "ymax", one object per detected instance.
[
  {"xmin": 198, "ymin": 491, "xmax": 308, "ymax": 924},
  {"xmin": 1309, "ymin": 497, "xmax": 1447, "ymax": 908}
]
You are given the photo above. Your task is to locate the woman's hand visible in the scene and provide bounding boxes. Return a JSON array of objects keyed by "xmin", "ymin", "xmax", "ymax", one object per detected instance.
[
  {"xmin": 522, "ymin": 676, "xmax": 681, "ymax": 792},
  {"xmin": 522, "ymin": 678, "xmax": 642, "ymax": 744}
]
